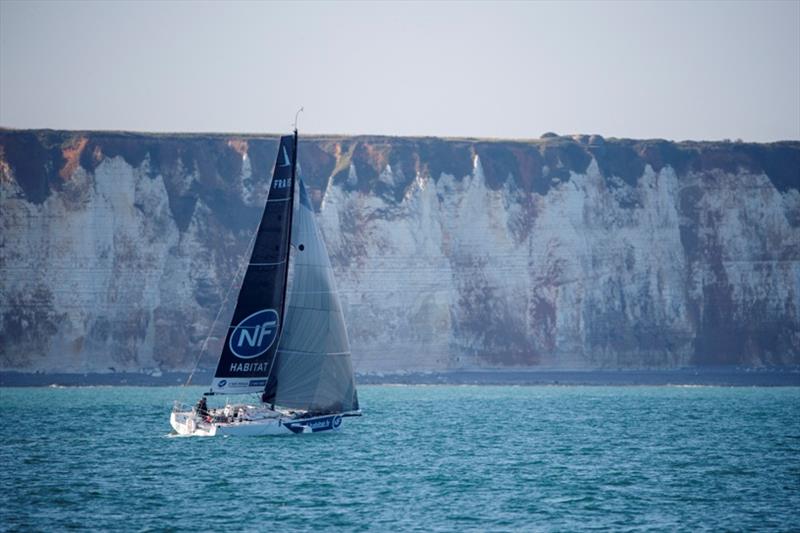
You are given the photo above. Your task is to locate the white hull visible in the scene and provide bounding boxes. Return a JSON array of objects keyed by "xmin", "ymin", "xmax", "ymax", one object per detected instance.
[{"xmin": 169, "ymin": 404, "xmax": 347, "ymax": 437}]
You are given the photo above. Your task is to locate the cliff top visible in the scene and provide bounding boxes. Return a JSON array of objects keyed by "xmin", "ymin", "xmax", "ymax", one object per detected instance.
[{"xmin": 2, "ymin": 128, "xmax": 798, "ymax": 211}]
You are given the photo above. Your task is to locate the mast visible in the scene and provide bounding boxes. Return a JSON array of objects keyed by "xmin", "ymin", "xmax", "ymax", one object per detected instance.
[
  {"xmin": 263, "ymin": 128, "xmax": 298, "ymax": 404},
  {"xmin": 280, "ymin": 128, "xmax": 299, "ymax": 340},
  {"xmin": 277, "ymin": 107, "xmax": 301, "ymax": 343}
]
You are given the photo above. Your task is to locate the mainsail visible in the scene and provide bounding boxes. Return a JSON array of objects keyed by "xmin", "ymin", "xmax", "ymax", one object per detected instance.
[
  {"xmin": 210, "ymin": 135, "xmax": 296, "ymax": 394},
  {"xmin": 265, "ymin": 180, "xmax": 360, "ymax": 413}
]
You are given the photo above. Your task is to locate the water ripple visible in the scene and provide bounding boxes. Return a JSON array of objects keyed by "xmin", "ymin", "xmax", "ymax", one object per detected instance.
[{"xmin": 1, "ymin": 385, "xmax": 798, "ymax": 531}]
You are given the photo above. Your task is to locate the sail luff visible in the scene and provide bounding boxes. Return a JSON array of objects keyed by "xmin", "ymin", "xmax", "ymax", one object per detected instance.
[
  {"xmin": 278, "ymin": 129, "xmax": 299, "ymax": 343},
  {"xmin": 262, "ymin": 130, "xmax": 298, "ymax": 404}
]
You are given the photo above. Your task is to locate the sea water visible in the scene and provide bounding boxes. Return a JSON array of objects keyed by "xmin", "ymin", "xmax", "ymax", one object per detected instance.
[{"xmin": 1, "ymin": 385, "xmax": 798, "ymax": 532}]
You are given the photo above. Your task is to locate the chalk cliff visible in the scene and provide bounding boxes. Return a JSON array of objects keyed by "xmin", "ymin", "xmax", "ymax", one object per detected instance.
[{"xmin": 1, "ymin": 130, "xmax": 798, "ymax": 373}]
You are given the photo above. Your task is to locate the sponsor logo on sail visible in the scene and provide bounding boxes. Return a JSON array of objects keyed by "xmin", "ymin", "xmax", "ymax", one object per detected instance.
[
  {"xmin": 218, "ymin": 380, "xmax": 227, "ymax": 388},
  {"xmin": 229, "ymin": 309, "xmax": 279, "ymax": 359},
  {"xmin": 229, "ymin": 361, "xmax": 270, "ymax": 372}
]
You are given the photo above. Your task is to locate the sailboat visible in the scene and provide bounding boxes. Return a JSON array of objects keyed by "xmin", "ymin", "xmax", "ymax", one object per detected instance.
[{"xmin": 170, "ymin": 128, "xmax": 360, "ymax": 436}]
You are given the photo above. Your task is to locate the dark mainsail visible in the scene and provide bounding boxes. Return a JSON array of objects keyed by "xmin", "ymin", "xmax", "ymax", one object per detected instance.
[{"xmin": 210, "ymin": 134, "xmax": 296, "ymax": 394}]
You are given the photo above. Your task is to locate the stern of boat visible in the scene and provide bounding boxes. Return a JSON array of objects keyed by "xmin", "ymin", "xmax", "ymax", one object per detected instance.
[{"xmin": 169, "ymin": 404, "xmax": 217, "ymax": 437}]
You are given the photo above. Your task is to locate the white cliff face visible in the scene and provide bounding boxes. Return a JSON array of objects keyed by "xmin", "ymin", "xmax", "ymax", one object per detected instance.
[
  {"xmin": 316, "ymin": 144, "xmax": 798, "ymax": 371},
  {"xmin": 321, "ymin": 165, "xmax": 457, "ymax": 372},
  {"xmin": 2, "ymin": 156, "xmax": 179, "ymax": 371},
  {"xmin": 1, "ymin": 138, "xmax": 254, "ymax": 373},
  {"xmin": 318, "ymin": 157, "xmax": 707, "ymax": 371},
  {"xmin": 1, "ymin": 132, "xmax": 798, "ymax": 372}
]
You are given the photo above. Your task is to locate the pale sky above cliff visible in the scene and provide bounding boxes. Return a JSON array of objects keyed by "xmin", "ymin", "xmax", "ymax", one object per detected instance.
[{"xmin": 1, "ymin": 0, "xmax": 798, "ymax": 141}]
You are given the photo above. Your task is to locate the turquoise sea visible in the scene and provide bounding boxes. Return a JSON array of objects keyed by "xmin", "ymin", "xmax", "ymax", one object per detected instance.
[{"xmin": 1, "ymin": 385, "xmax": 798, "ymax": 532}]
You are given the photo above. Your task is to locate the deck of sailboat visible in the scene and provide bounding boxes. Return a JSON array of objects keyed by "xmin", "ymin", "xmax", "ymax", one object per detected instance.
[{"xmin": 170, "ymin": 401, "xmax": 358, "ymax": 436}]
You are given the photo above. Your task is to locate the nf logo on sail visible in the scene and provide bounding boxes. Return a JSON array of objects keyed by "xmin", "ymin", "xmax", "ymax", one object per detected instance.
[{"xmin": 229, "ymin": 309, "xmax": 279, "ymax": 359}]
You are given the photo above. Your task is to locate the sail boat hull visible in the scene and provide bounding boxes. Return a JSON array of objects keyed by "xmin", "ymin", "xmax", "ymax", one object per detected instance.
[{"xmin": 169, "ymin": 407, "xmax": 346, "ymax": 437}]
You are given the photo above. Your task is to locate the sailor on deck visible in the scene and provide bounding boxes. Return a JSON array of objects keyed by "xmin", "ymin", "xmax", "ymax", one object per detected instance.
[{"xmin": 196, "ymin": 397, "xmax": 209, "ymax": 418}]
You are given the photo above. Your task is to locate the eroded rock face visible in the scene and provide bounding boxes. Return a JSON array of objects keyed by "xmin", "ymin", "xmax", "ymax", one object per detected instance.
[{"xmin": 1, "ymin": 130, "xmax": 798, "ymax": 372}]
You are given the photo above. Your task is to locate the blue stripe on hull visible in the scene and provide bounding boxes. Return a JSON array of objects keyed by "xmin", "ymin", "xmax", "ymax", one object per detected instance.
[{"xmin": 283, "ymin": 414, "xmax": 343, "ymax": 434}]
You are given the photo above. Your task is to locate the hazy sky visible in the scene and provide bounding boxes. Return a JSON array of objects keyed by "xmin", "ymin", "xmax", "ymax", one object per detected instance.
[{"xmin": 1, "ymin": 0, "xmax": 798, "ymax": 141}]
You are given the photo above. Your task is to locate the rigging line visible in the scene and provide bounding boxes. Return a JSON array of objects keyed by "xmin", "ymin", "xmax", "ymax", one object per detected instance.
[{"xmin": 180, "ymin": 225, "xmax": 260, "ymax": 396}]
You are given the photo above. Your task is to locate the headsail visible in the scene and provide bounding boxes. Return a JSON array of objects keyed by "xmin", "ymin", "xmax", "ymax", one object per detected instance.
[
  {"xmin": 264, "ymin": 180, "xmax": 360, "ymax": 413},
  {"xmin": 210, "ymin": 135, "xmax": 296, "ymax": 394}
]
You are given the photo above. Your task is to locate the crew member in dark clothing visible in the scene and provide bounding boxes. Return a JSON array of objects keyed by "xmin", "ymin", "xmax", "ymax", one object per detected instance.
[
  {"xmin": 261, "ymin": 391, "xmax": 276, "ymax": 410},
  {"xmin": 196, "ymin": 397, "xmax": 209, "ymax": 418}
]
